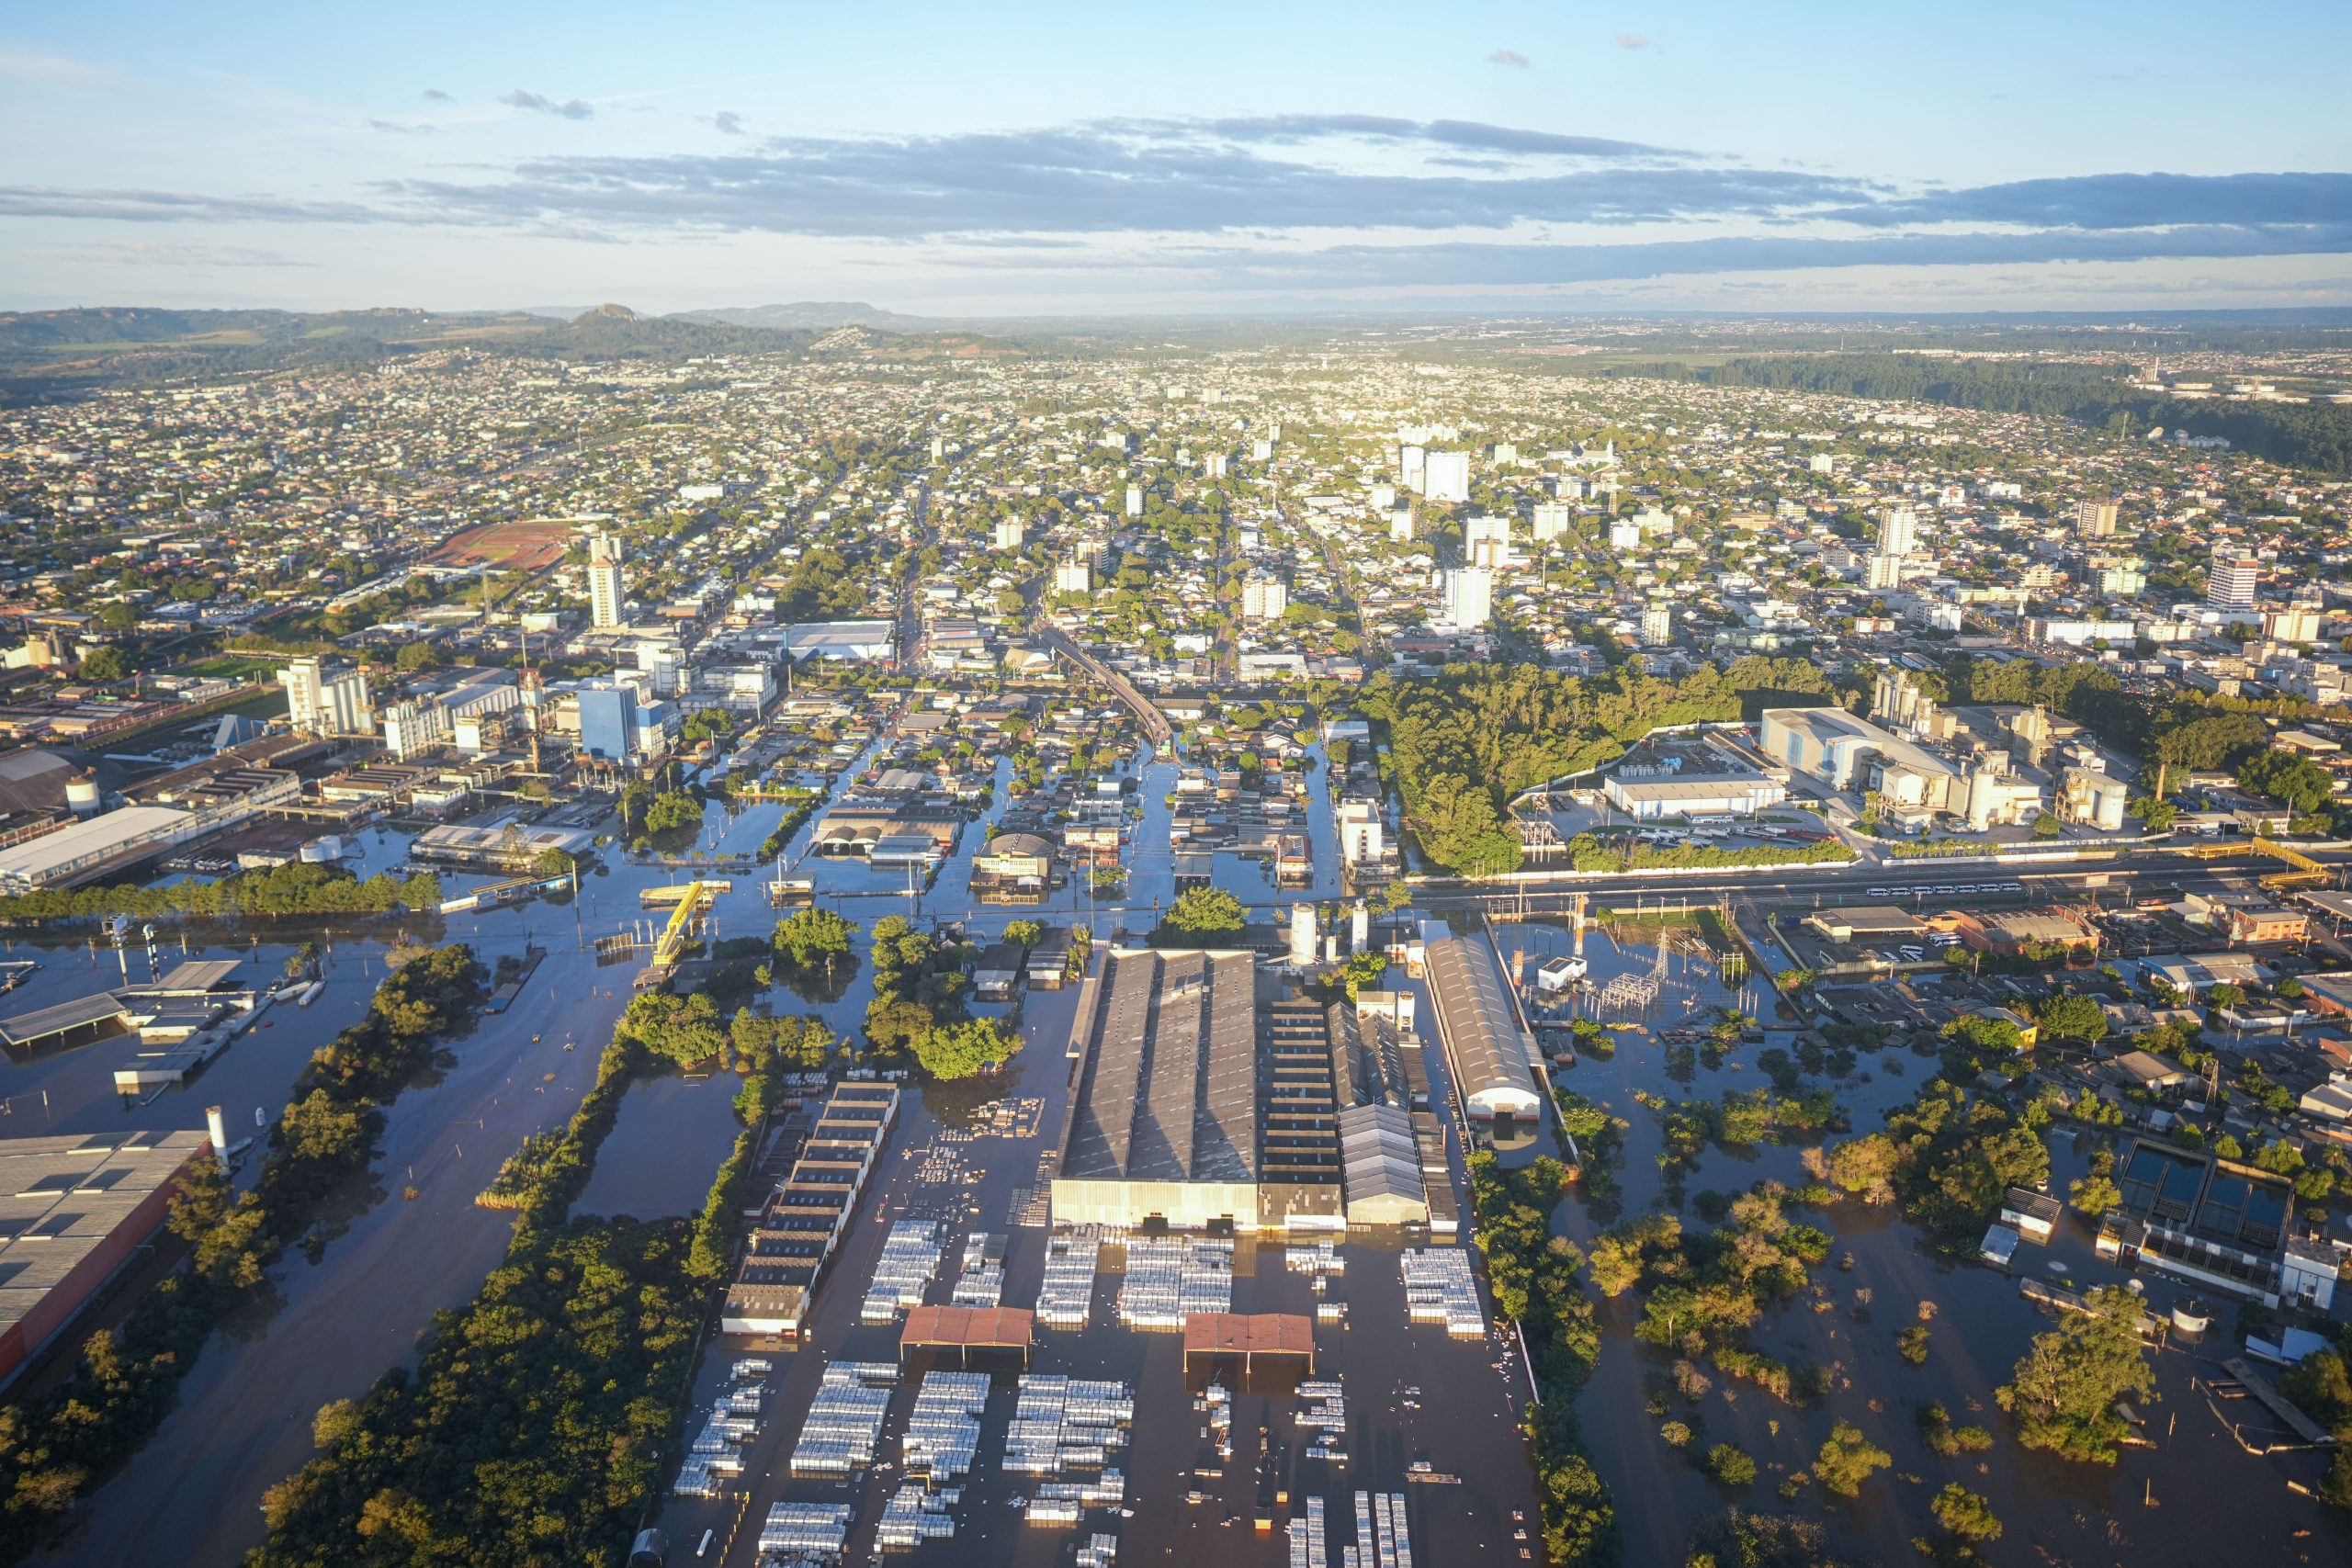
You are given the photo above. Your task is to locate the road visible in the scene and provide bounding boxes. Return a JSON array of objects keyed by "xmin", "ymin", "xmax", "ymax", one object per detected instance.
[{"xmin": 1031, "ymin": 621, "xmax": 1173, "ymax": 745}]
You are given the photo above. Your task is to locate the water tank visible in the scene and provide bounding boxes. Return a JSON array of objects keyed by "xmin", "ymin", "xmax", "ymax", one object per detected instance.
[
  {"xmin": 299, "ymin": 835, "xmax": 343, "ymax": 863},
  {"xmin": 64, "ymin": 774, "xmax": 101, "ymax": 817},
  {"xmin": 2172, "ymin": 1297, "xmax": 2214, "ymax": 1337}
]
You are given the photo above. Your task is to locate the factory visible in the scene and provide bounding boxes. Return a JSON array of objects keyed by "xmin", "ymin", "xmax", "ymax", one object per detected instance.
[
  {"xmin": 1600, "ymin": 769, "xmax": 1787, "ymax": 821},
  {"xmin": 722, "ymin": 1080, "xmax": 899, "ymax": 1339},
  {"xmin": 0, "ymin": 1129, "xmax": 215, "ymax": 1388},
  {"xmin": 1051, "ymin": 948, "xmax": 1443, "ymax": 1233},
  {"xmin": 1419, "ymin": 931, "xmax": 1544, "ymax": 1120}
]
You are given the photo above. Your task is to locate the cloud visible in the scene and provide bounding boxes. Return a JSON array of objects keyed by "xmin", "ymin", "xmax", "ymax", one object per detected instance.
[
  {"xmin": 1488, "ymin": 49, "xmax": 1532, "ymax": 69},
  {"xmin": 0, "ymin": 186, "xmax": 388, "ymax": 224},
  {"xmin": 422, "ymin": 87, "xmax": 452, "ymax": 101},
  {"xmin": 368, "ymin": 119, "xmax": 436, "ymax": 135},
  {"xmin": 1187, "ymin": 114, "xmax": 1681, "ymax": 159},
  {"xmin": 0, "ymin": 49, "xmax": 113, "ymax": 85},
  {"xmin": 1616, "ymin": 34, "xmax": 1652, "ymax": 50},
  {"xmin": 77, "ymin": 241, "xmax": 310, "ymax": 268},
  {"xmin": 1829, "ymin": 171, "xmax": 2352, "ymax": 231},
  {"xmin": 502, "ymin": 89, "xmax": 594, "ymax": 120},
  {"xmin": 713, "ymin": 110, "xmax": 746, "ymax": 136}
]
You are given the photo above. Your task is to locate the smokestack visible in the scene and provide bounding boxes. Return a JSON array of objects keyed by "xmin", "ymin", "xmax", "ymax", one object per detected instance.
[{"xmin": 205, "ymin": 1105, "xmax": 228, "ymax": 1161}]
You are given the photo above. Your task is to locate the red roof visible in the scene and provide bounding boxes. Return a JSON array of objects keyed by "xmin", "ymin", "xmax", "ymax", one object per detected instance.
[
  {"xmin": 1181, "ymin": 1312, "xmax": 1315, "ymax": 1359},
  {"xmin": 900, "ymin": 1304, "xmax": 1035, "ymax": 1350}
]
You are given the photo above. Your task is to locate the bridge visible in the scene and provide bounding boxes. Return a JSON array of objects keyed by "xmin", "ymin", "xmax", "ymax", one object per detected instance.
[
  {"xmin": 640, "ymin": 878, "xmax": 725, "ymax": 986},
  {"xmin": 1032, "ymin": 623, "xmax": 1172, "ymax": 745}
]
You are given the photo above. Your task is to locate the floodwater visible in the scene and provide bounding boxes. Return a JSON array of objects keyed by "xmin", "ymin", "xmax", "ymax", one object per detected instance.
[{"xmin": 1509, "ymin": 915, "xmax": 2352, "ymax": 1568}]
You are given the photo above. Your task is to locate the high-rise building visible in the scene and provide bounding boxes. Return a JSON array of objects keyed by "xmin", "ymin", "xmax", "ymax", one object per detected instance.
[
  {"xmin": 1421, "ymin": 450, "xmax": 1471, "ymax": 505},
  {"xmin": 1241, "ymin": 576, "xmax": 1288, "ymax": 622},
  {"xmin": 1442, "ymin": 567, "xmax": 1491, "ymax": 629},
  {"xmin": 992, "ymin": 518, "xmax": 1025, "ymax": 551},
  {"xmin": 2091, "ymin": 555, "xmax": 2147, "ymax": 598},
  {"xmin": 575, "ymin": 680, "xmax": 641, "ymax": 763},
  {"xmin": 2206, "ymin": 544, "xmax": 2259, "ymax": 612},
  {"xmin": 1053, "ymin": 560, "xmax": 1092, "ymax": 596},
  {"xmin": 1641, "ymin": 604, "xmax": 1673, "ymax": 645},
  {"xmin": 587, "ymin": 533, "xmax": 627, "ymax": 629},
  {"xmin": 1865, "ymin": 553, "xmax": 1905, "ymax": 592},
  {"xmin": 1876, "ymin": 506, "xmax": 1917, "ymax": 558},
  {"xmin": 1464, "ymin": 515, "xmax": 1512, "ymax": 570},
  {"xmin": 2075, "ymin": 498, "xmax": 2120, "ymax": 537},
  {"xmin": 1531, "ymin": 501, "xmax": 1572, "ymax": 543},
  {"xmin": 1125, "ymin": 485, "xmax": 1144, "ymax": 518}
]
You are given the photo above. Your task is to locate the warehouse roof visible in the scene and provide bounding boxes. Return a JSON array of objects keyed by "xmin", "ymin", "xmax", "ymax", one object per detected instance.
[
  {"xmin": 0, "ymin": 1130, "xmax": 209, "ymax": 1344},
  {"xmin": 1062, "ymin": 948, "xmax": 1258, "ymax": 1185},
  {"xmin": 1420, "ymin": 934, "xmax": 1541, "ymax": 1114}
]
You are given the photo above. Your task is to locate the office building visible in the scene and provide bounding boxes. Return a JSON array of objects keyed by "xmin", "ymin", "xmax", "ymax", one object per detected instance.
[
  {"xmin": 575, "ymin": 679, "xmax": 641, "ymax": 764},
  {"xmin": 587, "ymin": 533, "xmax": 627, "ymax": 629},
  {"xmin": 2206, "ymin": 545, "xmax": 2259, "ymax": 613},
  {"xmin": 2075, "ymin": 499, "xmax": 2120, "ymax": 537},
  {"xmin": 1442, "ymin": 567, "xmax": 1491, "ymax": 630}
]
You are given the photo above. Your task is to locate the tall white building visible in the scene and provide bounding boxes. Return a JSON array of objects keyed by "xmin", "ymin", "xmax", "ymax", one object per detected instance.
[
  {"xmin": 2075, "ymin": 498, "xmax": 2120, "ymax": 537},
  {"xmin": 1053, "ymin": 559, "xmax": 1092, "ymax": 596},
  {"xmin": 278, "ymin": 656, "xmax": 369, "ymax": 736},
  {"xmin": 1865, "ymin": 553, "xmax": 1905, "ymax": 592},
  {"xmin": 1464, "ymin": 515, "xmax": 1512, "ymax": 569},
  {"xmin": 1876, "ymin": 506, "xmax": 1917, "ymax": 558},
  {"xmin": 1241, "ymin": 576, "xmax": 1289, "ymax": 622},
  {"xmin": 1125, "ymin": 485, "xmax": 1144, "ymax": 518},
  {"xmin": 587, "ymin": 533, "xmax": 627, "ymax": 629},
  {"xmin": 1531, "ymin": 501, "xmax": 1572, "ymax": 543},
  {"xmin": 993, "ymin": 517, "xmax": 1026, "ymax": 550},
  {"xmin": 2206, "ymin": 544, "xmax": 2258, "ymax": 612},
  {"xmin": 1641, "ymin": 604, "xmax": 1673, "ymax": 645},
  {"xmin": 1421, "ymin": 450, "xmax": 1471, "ymax": 504},
  {"xmin": 1442, "ymin": 566, "xmax": 1491, "ymax": 629}
]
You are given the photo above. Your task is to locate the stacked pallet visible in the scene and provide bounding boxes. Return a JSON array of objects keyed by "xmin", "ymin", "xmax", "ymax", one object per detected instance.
[
  {"xmin": 788, "ymin": 1361, "xmax": 899, "ymax": 1475},
  {"xmin": 900, "ymin": 1370, "xmax": 990, "ymax": 1482},
  {"xmin": 1035, "ymin": 1235, "xmax": 1101, "ymax": 1326},
  {"xmin": 1399, "ymin": 1247, "xmax": 1483, "ymax": 1337},
  {"xmin": 861, "ymin": 1220, "xmax": 946, "ymax": 1324}
]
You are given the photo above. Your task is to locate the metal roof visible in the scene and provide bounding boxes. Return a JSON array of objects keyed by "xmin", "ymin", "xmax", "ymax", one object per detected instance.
[
  {"xmin": 1063, "ymin": 948, "xmax": 1259, "ymax": 1185},
  {"xmin": 1421, "ymin": 936, "xmax": 1542, "ymax": 1114},
  {"xmin": 0, "ymin": 992, "xmax": 130, "ymax": 1050}
]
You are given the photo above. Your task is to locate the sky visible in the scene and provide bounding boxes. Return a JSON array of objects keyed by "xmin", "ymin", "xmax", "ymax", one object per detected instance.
[{"xmin": 4, "ymin": 0, "xmax": 2350, "ymax": 317}]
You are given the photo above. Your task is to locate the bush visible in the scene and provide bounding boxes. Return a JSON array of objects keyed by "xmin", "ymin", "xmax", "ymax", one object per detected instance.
[{"xmin": 1706, "ymin": 1443, "xmax": 1757, "ymax": 1488}]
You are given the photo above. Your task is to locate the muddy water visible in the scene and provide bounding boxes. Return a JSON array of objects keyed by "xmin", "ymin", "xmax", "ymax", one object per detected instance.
[
  {"xmin": 653, "ymin": 965, "xmax": 1550, "ymax": 1568},
  {"xmin": 1510, "ymin": 917, "xmax": 2352, "ymax": 1567}
]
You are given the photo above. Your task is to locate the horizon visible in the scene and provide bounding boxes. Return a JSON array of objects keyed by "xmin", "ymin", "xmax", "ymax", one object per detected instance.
[{"xmin": 5, "ymin": 0, "xmax": 2350, "ymax": 315}]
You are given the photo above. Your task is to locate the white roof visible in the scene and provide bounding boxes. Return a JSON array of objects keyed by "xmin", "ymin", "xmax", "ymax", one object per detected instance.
[{"xmin": 0, "ymin": 806, "xmax": 195, "ymax": 886}]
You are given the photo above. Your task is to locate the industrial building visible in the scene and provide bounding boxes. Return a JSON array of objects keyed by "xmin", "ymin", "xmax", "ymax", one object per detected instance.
[
  {"xmin": 0, "ymin": 1129, "xmax": 214, "ymax": 1387},
  {"xmin": 1052, "ymin": 949, "xmax": 1262, "ymax": 1231},
  {"xmin": 722, "ymin": 1080, "xmax": 898, "ymax": 1338},
  {"xmin": 0, "ymin": 805, "xmax": 207, "ymax": 893},
  {"xmin": 1758, "ymin": 705, "xmax": 1961, "ymax": 807},
  {"xmin": 409, "ymin": 821, "xmax": 595, "ymax": 873},
  {"xmin": 1600, "ymin": 769, "xmax": 1787, "ymax": 821},
  {"xmin": 1419, "ymin": 932, "xmax": 1544, "ymax": 1120}
]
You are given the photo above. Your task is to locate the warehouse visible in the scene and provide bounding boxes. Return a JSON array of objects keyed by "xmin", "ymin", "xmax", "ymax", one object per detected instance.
[
  {"xmin": 723, "ymin": 1080, "xmax": 898, "ymax": 1338},
  {"xmin": 0, "ymin": 805, "xmax": 204, "ymax": 893},
  {"xmin": 1052, "ymin": 948, "xmax": 1262, "ymax": 1231},
  {"xmin": 0, "ymin": 1130, "xmax": 213, "ymax": 1387},
  {"xmin": 1419, "ymin": 932, "xmax": 1544, "ymax": 1120},
  {"xmin": 1601, "ymin": 770, "xmax": 1787, "ymax": 821}
]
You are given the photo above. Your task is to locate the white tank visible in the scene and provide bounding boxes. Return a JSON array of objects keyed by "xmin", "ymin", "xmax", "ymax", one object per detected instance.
[
  {"xmin": 65, "ymin": 775, "xmax": 101, "ymax": 817},
  {"xmin": 299, "ymin": 835, "xmax": 343, "ymax": 863},
  {"xmin": 205, "ymin": 1105, "xmax": 228, "ymax": 1157}
]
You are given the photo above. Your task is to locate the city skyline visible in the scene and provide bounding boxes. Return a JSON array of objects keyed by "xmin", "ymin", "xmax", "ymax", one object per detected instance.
[{"xmin": 5, "ymin": 0, "xmax": 2351, "ymax": 314}]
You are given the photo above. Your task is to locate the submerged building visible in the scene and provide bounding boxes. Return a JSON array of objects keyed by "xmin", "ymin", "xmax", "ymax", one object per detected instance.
[{"xmin": 1419, "ymin": 932, "xmax": 1543, "ymax": 1120}]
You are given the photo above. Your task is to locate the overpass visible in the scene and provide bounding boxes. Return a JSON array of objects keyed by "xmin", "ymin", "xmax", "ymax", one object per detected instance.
[{"xmin": 1033, "ymin": 623, "xmax": 1172, "ymax": 746}]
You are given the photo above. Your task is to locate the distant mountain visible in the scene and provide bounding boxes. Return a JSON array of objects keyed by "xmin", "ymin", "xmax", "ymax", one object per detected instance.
[{"xmin": 681, "ymin": 301, "xmax": 935, "ymax": 332}]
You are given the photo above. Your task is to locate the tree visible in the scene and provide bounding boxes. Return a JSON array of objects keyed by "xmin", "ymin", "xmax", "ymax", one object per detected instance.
[
  {"xmin": 1931, "ymin": 1483, "xmax": 2003, "ymax": 1543},
  {"xmin": 912, "ymin": 1017, "xmax": 1020, "ymax": 1079},
  {"xmin": 1824, "ymin": 1133, "xmax": 1898, "ymax": 1202},
  {"xmin": 2130, "ymin": 796, "xmax": 2177, "ymax": 831},
  {"xmin": 2238, "ymin": 749, "xmax": 2336, "ymax": 815},
  {"xmin": 78, "ymin": 644, "xmax": 130, "ymax": 682},
  {"xmin": 96, "ymin": 602, "xmax": 139, "ymax": 633},
  {"xmin": 393, "ymin": 640, "xmax": 445, "ymax": 673},
  {"xmin": 531, "ymin": 848, "xmax": 575, "ymax": 879},
  {"xmin": 1705, "ymin": 1443, "xmax": 1757, "ymax": 1488},
  {"xmin": 2069, "ymin": 1172, "xmax": 2120, "ymax": 1217},
  {"xmin": 773, "ymin": 907, "xmax": 855, "ymax": 970},
  {"xmin": 1897, "ymin": 1325, "xmax": 1931, "ymax": 1365},
  {"xmin": 1996, "ymin": 1285, "xmax": 2153, "ymax": 1462},
  {"xmin": 1002, "ymin": 919, "xmax": 1043, "ymax": 949},
  {"xmin": 2033, "ymin": 993, "xmax": 2109, "ymax": 1043},
  {"xmin": 1164, "ymin": 886, "xmax": 1246, "ymax": 937},
  {"xmin": 2031, "ymin": 811, "xmax": 2063, "ymax": 839},
  {"xmin": 1813, "ymin": 1420, "xmax": 1891, "ymax": 1497}
]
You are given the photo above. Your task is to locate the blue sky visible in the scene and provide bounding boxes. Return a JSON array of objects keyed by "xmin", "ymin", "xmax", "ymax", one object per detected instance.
[{"xmin": 4, "ymin": 1, "xmax": 2349, "ymax": 314}]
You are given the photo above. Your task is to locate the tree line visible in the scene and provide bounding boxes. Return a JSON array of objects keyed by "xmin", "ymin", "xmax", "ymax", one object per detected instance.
[{"xmin": 0, "ymin": 862, "xmax": 442, "ymax": 923}]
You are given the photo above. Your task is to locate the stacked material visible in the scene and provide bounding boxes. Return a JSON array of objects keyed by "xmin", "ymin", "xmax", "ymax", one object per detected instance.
[
  {"xmin": 901, "ymin": 1370, "xmax": 990, "ymax": 1482},
  {"xmin": 1285, "ymin": 1240, "xmax": 1345, "ymax": 1277},
  {"xmin": 1077, "ymin": 1533, "xmax": 1121, "ymax": 1568},
  {"xmin": 1339, "ymin": 1491, "xmax": 1413, "ymax": 1568},
  {"xmin": 1298, "ymin": 1379, "xmax": 1347, "ymax": 1463},
  {"xmin": 951, "ymin": 1232, "xmax": 1005, "ymax": 1306},
  {"xmin": 1117, "ymin": 1237, "xmax": 1232, "ymax": 1329},
  {"xmin": 673, "ymin": 1361, "xmax": 769, "ymax": 1497},
  {"xmin": 1035, "ymin": 1472, "xmax": 1126, "ymax": 1506},
  {"xmin": 1399, "ymin": 1247, "xmax": 1483, "ymax": 1337},
  {"xmin": 789, "ymin": 1361, "xmax": 899, "ymax": 1475},
  {"xmin": 1289, "ymin": 1496, "xmax": 1331, "ymax": 1568},
  {"xmin": 862, "ymin": 1219, "xmax": 946, "ymax": 1324},
  {"xmin": 1002, "ymin": 1373, "xmax": 1134, "ymax": 1475},
  {"xmin": 1036, "ymin": 1235, "xmax": 1101, "ymax": 1327},
  {"xmin": 757, "ymin": 1502, "xmax": 853, "ymax": 1558},
  {"xmin": 875, "ymin": 1484, "xmax": 961, "ymax": 1549}
]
